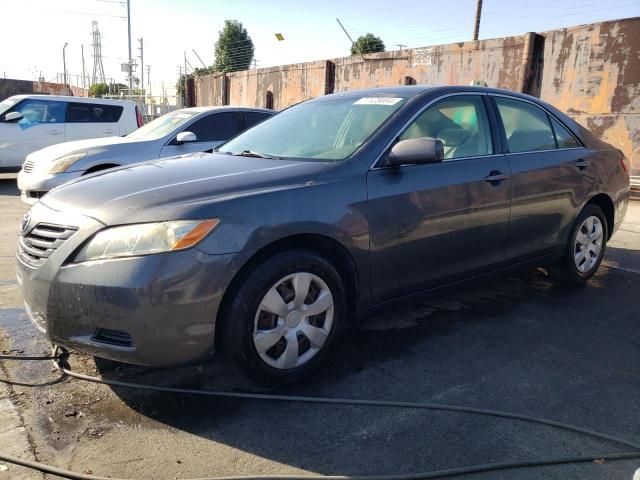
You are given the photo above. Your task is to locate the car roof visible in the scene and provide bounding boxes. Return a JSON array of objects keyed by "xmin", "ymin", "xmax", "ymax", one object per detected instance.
[
  {"xmin": 179, "ymin": 106, "xmax": 274, "ymax": 114},
  {"xmin": 321, "ymin": 85, "xmax": 548, "ymax": 104},
  {"xmin": 7, "ymin": 94, "xmax": 136, "ymax": 106}
]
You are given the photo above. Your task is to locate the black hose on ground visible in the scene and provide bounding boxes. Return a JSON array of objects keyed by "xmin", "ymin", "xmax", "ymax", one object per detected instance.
[
  {"xmin": 0, "ymin": 352, "xmax": 638, "ymax": 480},
  {"xmin": 0, "ymin": 450, "xmax": 639, "ymax": 480}
]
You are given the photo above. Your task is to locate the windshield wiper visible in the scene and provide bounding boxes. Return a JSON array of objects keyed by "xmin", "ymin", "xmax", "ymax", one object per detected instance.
[{"xmin": 234, "ymin": 150, "xmax": 282, "ymax": 160}]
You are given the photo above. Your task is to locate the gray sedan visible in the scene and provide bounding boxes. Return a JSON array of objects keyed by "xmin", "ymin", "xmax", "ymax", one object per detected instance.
[
  {"xmin": 16, "ymin": 86, "xmax": 630, "ymax": 383},
  {"xmin": 17, "ymin": 106, "xmax": 273, "ymax": 204}
]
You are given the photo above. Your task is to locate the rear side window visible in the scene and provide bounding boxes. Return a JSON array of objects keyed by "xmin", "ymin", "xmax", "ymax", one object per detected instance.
[
  {"xmin": 495, "ymin": 97, "xmax": 555, "ymax": 153},
  {"xmin": 11, "ymin": 99, "xmax": 66, "ymax": 124},
  {"xmin": 400, "ymin": 95, "xmax": 493, "ymax": 159},
  {"xmin": 187, "ymin": 112, "xmax": 241, "ymax": 141},
  {"xmin": 550, "ymin": 116, "xmax": 580, "ymax": 149},
  {"xmin": 243, "ymin": 111, "xmax": 272, "ymax": 129},
  {"xmin": 67, "ymin": 103, "xmax": 123, "ymax": 123}
]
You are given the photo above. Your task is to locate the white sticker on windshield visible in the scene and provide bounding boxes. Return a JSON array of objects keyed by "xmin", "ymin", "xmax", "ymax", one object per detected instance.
[{"xmin": 354, "ymin": 97, "xmax": 402, "ymax": 106}]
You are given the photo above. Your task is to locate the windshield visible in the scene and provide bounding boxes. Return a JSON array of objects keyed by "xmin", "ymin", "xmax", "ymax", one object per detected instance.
[
  {"xmin": 219, "ymin": 95, "xmax": 408, "ymax": 161},
  {"xmin": 0, "ymin": 97, "xmax": 18, "ymax": 117},
  {"xmin": 127, "ymin": 110, "xmax": 196, "ymax": 140}
]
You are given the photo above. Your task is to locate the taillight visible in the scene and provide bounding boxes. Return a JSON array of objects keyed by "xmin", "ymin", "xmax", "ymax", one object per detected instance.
[
  {"xmin": 621, "ymin": 155, "xmax": 630, "ymax": 176},
  {"xmin": 135, "ymin": 106, "xmax": 143, "ymax": 128}
]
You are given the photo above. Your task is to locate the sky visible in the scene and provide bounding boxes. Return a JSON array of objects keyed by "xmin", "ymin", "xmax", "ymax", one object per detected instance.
[{"xmin": 1, "ymin": 0, "xmax": 638, "ymax": 97}]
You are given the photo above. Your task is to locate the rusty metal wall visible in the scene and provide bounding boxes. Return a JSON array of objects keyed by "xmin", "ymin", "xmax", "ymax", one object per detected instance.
[
  {"xmin": 195, "ymin": 17, "xmax": 639, "ymax": 173},
  {"xmin": 538, "ymin": 18, "xmax": 640, "ymax": 175},
  {"xmin": 226, "ymin": 60, "xmax": 329, "ymax": 110},
  {"xmin": 0, "ymin": 79, "xmax": 85, "ymax": 98},
  {"xmin": 333, "ymin": 34, "xmax": 533, "ymax": 92}
]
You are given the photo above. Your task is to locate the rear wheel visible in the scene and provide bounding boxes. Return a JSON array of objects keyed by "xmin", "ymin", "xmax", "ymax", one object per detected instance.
[
  {"xmin": 549, "ymin": 204, "xmax": 608, "ymax": 286},
  {"xmin": 223, "ymin": 250, "xmax": 345, "ymax": 384}
]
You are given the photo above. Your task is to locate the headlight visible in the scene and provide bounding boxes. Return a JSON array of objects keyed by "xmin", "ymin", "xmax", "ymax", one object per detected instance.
[
  {"xmin": 74, "ymin": 219, "xmax": 220, "ymax": 262},
  {"xmin": 47, "ymin": 152, "xmax": 87, "ymax": 174}
]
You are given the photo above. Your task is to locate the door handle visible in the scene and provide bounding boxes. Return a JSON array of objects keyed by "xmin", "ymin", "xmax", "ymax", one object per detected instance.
[
  {"xmin": 103, "ymin": 130, "xmax": 115, "ymax": 135},
  {"xmin": 484, "ymin": 171, "xmax": 509, "ymax": 183},
  {"xmin": 47, "ymin": 130, "xmax": 63, "ymax": 136},
  {"xmin": 575, "ymin": 159, "xmax": 590, "ymax": 169}
]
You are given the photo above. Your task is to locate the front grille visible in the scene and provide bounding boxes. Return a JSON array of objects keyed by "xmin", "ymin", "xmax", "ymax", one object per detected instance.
[
  {"xmin": 17, "ymin": 223, "xmax": 77, "ymax": 267},
  {"xmin": 92, "ymin": 328, "xmax": 134, "ymax": 347},
  {"xmin": 22, "ymin": 159, "xmax": 35, "ymax": 173}
]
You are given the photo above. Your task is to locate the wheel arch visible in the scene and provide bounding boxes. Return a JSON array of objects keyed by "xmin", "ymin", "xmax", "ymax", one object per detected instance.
[
  {"xmin": 215, "ymin": 233, "xmax": 360, "ymax": 349},
  {"xmin": 585, "ymin": 193, "xmax": 615, "ymax": 240}
]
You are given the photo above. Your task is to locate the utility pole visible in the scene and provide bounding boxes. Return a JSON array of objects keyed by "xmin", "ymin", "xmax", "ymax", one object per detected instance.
[
  {"xmin": 146, "ymin": 65, "xmax": 151, "ymax": 96},
  {"xmin": 62, "ymin": 42, "xmax": 68, "ymax": 94},
  {"xmin": 138, "ymin": 37, "xmax": 144, "ymax": 96},
  {"xmin": 127, "ymin": 0, "xmax": 133, "ymax": 93},
  {"xmin": 183, "ymin": 52, "xmax": 188, "ymax": 107},
  {"xmin": 81, "ymin": 44, "xmax": 87, "ymax": 94},
  {"xmin": 472, "ymin": 0, "xmax": 483, "ymax": 41}
]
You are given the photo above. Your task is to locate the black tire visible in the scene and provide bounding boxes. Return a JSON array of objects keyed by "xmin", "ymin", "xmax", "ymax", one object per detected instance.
[
  {"xmin": 222, "ymin": 250, "xmax": 346, "ymax": 384},
  {"xmin": 549, "ymin": 204, "xmax": 608, "ymax": 286}
]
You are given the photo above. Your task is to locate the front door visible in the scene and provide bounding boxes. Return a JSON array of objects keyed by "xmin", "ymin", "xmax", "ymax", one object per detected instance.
[
  {"xmin": 0, "ymin": 99, "xmax": 66, "ymax": 169},
  {"xmin": 367, "ymin": 94, "xmax": 511, "ymax": 303}
]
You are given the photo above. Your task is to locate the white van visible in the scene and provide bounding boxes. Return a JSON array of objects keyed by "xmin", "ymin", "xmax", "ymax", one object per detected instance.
[{"xmin": 0, "ymin": 95, "xmax": 141, "ymax": 171}]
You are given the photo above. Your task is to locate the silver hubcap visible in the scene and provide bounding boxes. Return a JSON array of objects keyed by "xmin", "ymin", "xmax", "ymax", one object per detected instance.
[
  {"xmin": 253, "ymin": 272, "xmax": 334, "ymax": 370},
  {"xmin": 574, "ymin": 216, "xmax": 603, "ymax": 273}
]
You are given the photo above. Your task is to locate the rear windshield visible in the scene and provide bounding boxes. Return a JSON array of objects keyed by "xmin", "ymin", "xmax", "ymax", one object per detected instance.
[{"xmin": 219, "ymin": 95, "xmax": 408, "ymax": 161}]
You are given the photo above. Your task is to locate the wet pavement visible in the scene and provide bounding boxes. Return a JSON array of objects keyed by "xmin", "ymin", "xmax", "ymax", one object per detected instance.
[{"xmin": 0, "ymin": 175, "xmax": 639, "ymax": 479}]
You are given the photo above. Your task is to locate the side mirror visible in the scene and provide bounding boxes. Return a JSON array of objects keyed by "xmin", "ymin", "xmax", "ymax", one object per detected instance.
[
  {"xmin": 4, "ymin": 111, "xmax": 23, "ymax": 123},
  {"xmin": 175, "ymin": 131, "xmax": 197, "ymax": 144},
  {"xmin": 387, "ymin": 137, "xmax": 444, "ymax": 166}
]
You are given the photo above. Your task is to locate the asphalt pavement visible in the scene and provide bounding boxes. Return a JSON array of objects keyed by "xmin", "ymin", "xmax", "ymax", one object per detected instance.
[{"xmin": 0, "ymin": 175, "xmax": 639, "ymax": 480}]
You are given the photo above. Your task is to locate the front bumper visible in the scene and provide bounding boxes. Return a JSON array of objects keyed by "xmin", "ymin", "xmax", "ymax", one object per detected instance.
[
  {"xmin": 16, "ymin": 201, "xmax": 242, "ymax": 366},
  {"xmin": 17, "ymin": 169, "xmax": 83, "ymax": 205}
]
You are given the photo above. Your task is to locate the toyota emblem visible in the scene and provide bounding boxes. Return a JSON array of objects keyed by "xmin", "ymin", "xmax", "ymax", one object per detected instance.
[{"xmin": 20, "ymin": 211, "xmax": 31, "ymax": 234}]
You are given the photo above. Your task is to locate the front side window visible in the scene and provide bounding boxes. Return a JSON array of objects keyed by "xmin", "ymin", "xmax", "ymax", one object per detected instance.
[
  {"xmin": 219, "ymin": 94, "xmax": 408, "ymax": 161},
  {"xmin": 127, "ymin": 110, "xmax": 196, "ymax": 140},
  {"xmin": 187, "ymin": 112, "xmax": 241, "ymax": 141},
  {"xmin": 400, "ymin": 95, "xmax": 492, "ymax": 159},
  {"xmin": 495, "ymin": 97, "xmax": 556, "ymax": 153},
  {"xmin": 13, "ymin": 99, "xmax": 65, "ymax": 124}
]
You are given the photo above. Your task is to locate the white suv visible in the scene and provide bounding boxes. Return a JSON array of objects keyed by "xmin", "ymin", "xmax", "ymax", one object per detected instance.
[{"xmin": 0, "ymin": 95, "xmax": 141, "ymax": 171}]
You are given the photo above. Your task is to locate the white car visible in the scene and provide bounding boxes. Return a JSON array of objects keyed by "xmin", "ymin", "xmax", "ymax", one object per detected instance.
[
  {"xmin": 0, "ymin": 95, "xmax": 141, "ymax": 171},
  {"xmin": 17, "ymin": 106, "xmax": 274, "ymax": 204}
]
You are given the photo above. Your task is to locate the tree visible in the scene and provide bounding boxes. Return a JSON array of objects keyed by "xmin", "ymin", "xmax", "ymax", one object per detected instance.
[
  {"xmin": 88, "ymin": 83, "xmax": 109, "ymax": 97},
  {"xmin": 213, "ymin": 20, "xmax": 254, "ymax": 73},
  {"xmin": 351, "ymin": 33, "xmax": 386, "ymax": 56}
]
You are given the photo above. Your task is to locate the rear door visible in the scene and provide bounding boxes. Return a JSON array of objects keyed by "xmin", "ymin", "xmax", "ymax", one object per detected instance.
[
  {"xmin": 490, "ymin": 95, "xmax": 593, "ymax": 261},
  {"xmin": 65, "ymin": 102, "xmax": 122, "ymax": 141},
  {"xmin": 0, "ymin": 98, "xmax": 66, "ymax": 168},
  {"xmin": 160, "ymin": 111, "xmax": 242, "ymax": 157},
  {"xmin": 367, "ymin": 94, "xmax": 512, "ymax": 302}
]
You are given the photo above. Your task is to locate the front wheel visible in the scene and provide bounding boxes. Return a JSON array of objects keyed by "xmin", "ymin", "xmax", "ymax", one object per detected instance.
[
  {"xmin": 549, "ymin": 204, "xmax": 608, "ymax": 286},
  {"xmin": 223, "ymin": 250, "xmax": 346, "ymax": 384}
]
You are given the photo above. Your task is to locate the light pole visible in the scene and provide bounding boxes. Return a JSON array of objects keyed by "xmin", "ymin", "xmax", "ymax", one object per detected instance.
[{"xmin": 62, "ymin": 42, "xmax": 68, "ymax": 94}]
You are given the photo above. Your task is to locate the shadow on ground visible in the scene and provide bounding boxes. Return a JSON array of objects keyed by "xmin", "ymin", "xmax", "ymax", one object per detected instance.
[
  {"xmin": 0, "ymin": 178, "xmax": 19, "ymax": 197},
  {"xmin": 82, "ymin": 266, "xmax": 640, "ymax": 478}
]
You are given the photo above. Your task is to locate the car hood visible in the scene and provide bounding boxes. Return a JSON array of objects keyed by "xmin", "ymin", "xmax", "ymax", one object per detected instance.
[
  {"xmin": 27, "ymin": 136, "xmax": 148, "ymax": 163},
  {"xmin": 41, "ymin": 152, "xmax": 330, "ymax": 225}
]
